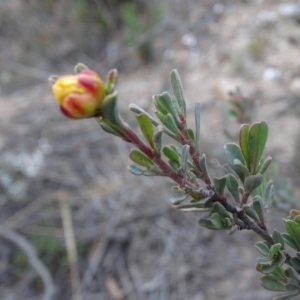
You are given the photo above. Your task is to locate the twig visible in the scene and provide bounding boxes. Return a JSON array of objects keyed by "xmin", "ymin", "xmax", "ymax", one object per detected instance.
[
  {"xmin": 213, "ymin": 196, "xmax": 274, "ymax": 245},
  {"xmin": 0, "ymin": 226, "xmax": 55, "ymax": 300},
  {"xmin": 4, "ymin": 194, "xmax": 55, "ymax": 229},
  {"xmin": 58, "ymin": 193, "xmax": 82, "ymax": 300}
]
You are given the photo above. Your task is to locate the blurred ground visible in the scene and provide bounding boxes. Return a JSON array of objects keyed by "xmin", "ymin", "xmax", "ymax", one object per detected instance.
[{"xmin": 1, "ymin": 0, "xmax": 300, "ymax": 299}]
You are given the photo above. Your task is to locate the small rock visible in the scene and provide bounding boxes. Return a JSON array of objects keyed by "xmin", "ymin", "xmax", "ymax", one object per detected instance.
[
  {"xmin": 255, "ymin": 10, "xmax": 278, "ymax": 26},
  {"xmin": 290, "ymin": 77, "xmax": 300, "ymax": 95},
  {"xmin": 180, "ymin": 33, "xmax": 197, "ymax": 49},
  {"xmin": 213, "ymin": 3, "xmax": 224, "ymax": 15},
  {"xmin": 278, "ymin": 4, "xmax": 300, "ymax": 17},
  {"xmin": 263, "ymin": 67, "xmax": 282, "ymax": 81}
]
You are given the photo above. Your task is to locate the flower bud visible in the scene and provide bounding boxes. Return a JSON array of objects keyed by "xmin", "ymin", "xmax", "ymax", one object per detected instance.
[{"xmin": 51, "ymin": 69, "xmax": 105, "ymax": 119}]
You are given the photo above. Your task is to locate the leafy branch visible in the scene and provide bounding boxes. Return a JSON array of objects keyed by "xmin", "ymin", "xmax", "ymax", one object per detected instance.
[{"xmin": 50, "ymin": 64, "xmax": 300, "ymax": 299}]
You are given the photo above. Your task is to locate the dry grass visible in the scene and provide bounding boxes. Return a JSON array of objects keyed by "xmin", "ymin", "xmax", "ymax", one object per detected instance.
[{"xmin": 1, "ymin": 1, "xmax": 300, "ymax": 299}]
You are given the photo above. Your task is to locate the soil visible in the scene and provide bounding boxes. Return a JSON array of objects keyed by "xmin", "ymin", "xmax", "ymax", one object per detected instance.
[{"xmin": 1, "ymin": 1, "xmax": 300, "ymax": 299}]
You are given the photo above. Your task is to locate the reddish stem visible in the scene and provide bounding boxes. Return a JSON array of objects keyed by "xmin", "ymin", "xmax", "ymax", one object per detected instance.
[
  {"xmin": 240, "ymin": 191, "xmax": 250, "ymax": 207},
  {"xmin": 177, "ymin": 114, "xmax": 211, "ymax": 185},
  {"xmin": 123, "ymin": 124, "xmax": 199, "ymax": 191}
]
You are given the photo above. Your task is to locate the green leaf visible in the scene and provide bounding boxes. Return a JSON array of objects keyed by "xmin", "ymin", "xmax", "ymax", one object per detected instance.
[
  {"xmin": 187, "ymin": 128, "xmax": 195, "ymax": 141},
  {"xmin": 259, "ymin": 156, "xmax": 272, "ymax": 174},
  {"xmin": 175, "ymin": 202, "xmax": 211, "ymax": 212},
  {"xmin": 255, "ymin": 241, "xmax": 270, "ymax": 256},
  {"xmin": 142, "ymin": 169, "xmax": 159, "ymax": 176},
  {"xmin": 168, "ymin": 145, "xmax": 194, "ymax": 168},
  {"xmin": 170, "ymin": 145, "xmax": 182, "ymax": 157},
  {"xmin": 239, "ymin": 124, "xmax": 251, "ymax": 169},
  {"xmin": 155, "ymin": 110, "xmax": 165, "ymax": 125},
  {"xmin": 259, "ymin": 253, "xmax": 285, "ymax": 273},
  {"xmin": 212, "ymin": 202, "xmax": 232, "ymax": 219},
  {"xmin": 170, "ymin": 194, "xmax": 190, "ymax": 205},
  {"xmin": 214, "ymin": 176, "xmax": 227, "ymax": 196},
  {"xmin": 253, "ymin": 196, "xmax": 265, "ymax": 223},
  {"xmin": 169, "ymin": 160, "xmax": 180, "ymax": 171},
  {"xmin": 224, "ymin": 143, "xmax": 246, "ymax": 181},
  {"xmin": 283, "ymin": 220, "xmax": 300, "ymax": 251},
  {"xmin": 101, "ymin": 92, "xmax": 125, "ymax": 132},
  {"xmin": 244, "ymin": 174, "xmax": 263, "ymax": 193},
  {"xmin": 100, "ymin": 120, "xmax": 122, "ymax": 137},
  {"xmin": 74, "ymin": 63, "xmax": 88, "ymax": 74},
  {"xmin": 136, "ymin": 114, "xmax": 154, "ymax": 148},
  {"xmin": 272, "ymin": 230, "xmax": 285, "ymax": 249},
  {"xmin": 163, "ymin": 146, "xmax": 180, "ymax": 164},
  {"xmin": 284, "ymin": 266, "xmax": 300, "ymax": 281},
  {"xmin": 285, "ymin": 278, "xmax": 300, "ymax": 291},
  {"xmin": 181, "ymin": 145, "xmax": 190, "ymax": 175},
  {"xmin": 199, "ymin": 154, "xmax": 209, "ymax": 179},
  {"xmin": 294, "ymin": 215, "xmax": 300, "ymax": 228},
  {"xmin": 273, "ymin": 267, "xmax": 288, "ymax": 281},
  {"xmin": 260, "ymin": 276, "xmax": 286, "ymax": 291},
  {"xmin": 269, "ymin": 243, "xmax": 282, "ymax": 259},
  {"xmin": 257, "ymin": 256, "xmax": 273, "ymax": 265},
  {"xmin": 153, "ymin": 94, "xmax": 169, "ymax": 115},
  {"xmin": 162, "ymin": 113, "xmax": 180, "ymax": 135},
  {"xmin": 170, "ymin": 69, "xmax": 186, "ymax": 117},
  {"xmin": 159, "ymin": 92, "xmax": 181, "ymax": 123},
  {"xmin": 265, "ymin": 180, "xmax": 275, "ymax": 207},
  {"xmin": 238, "ymin": 186, "xmax": 244, "ymax": 195},
  {"xmin": 153, "ymin": 127, "xmax": 163, "ymax": 154},
  {"xmin": 105, "ymin": 69, "xmax": 117, "ymax": 94},
  {"xmin": 244, "ymin": 205, "xmax": 260, "ymax": 223},
  {"xmin": 248, "ymin": 121, "xmax": 269, "ymax": 173},
  {"xmin": 226, "ymin": 174, "xmax": 240, "ymax": 203},
  {"xmin": 128, "ymin": 165, "xmax": 143, "ymax": 176},
  {"xmin": 128, "ymin": 165, "xmax": 158, "ymax": 176},
  {"xmin": 129, "ymin": 103, "xmax": 160, "ymax": 126},
  {"xmin": 210, "ymin": 213, "xmax": 224, "ymax": 229},
  {"xmin": 290, "ymin": 257, "xmax": 300, "ymax": 271},
  {"xmin": 229, "ymin": 225, "xmax": 238, "ymax": 235},
  {"xmin": 233, "ymin": 159, "xmax": 250, "ymax": 177},
  {"xmin": 194, "ymin": 197, "xmax": 213, "ymax": 207},
  {"xmin": 198, "ymin": 218, "xmax": 217, "ymax": 230},
  {"xmin": 129, "ymin": 149, "xmax": 155, "ymax": 169},
  {"xmin": 290, "ymin": 209, "xmax": 300, "ymax": 220},
  {"xmin": 252, "ymin": 163, "xmax": 266, "ymax": 198},
  {"xmin": 195, "ymin": 102, "xmax": 201, "ymax": 153},
  {"xmin": 274, "ymin": 292, "xmax": 300, "ymax": 300},
  {"xmin": 282, "ymin": 233, "xmax": 299, "ymax": 252}
]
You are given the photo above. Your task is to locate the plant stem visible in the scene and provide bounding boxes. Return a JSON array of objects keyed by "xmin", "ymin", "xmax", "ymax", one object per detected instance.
[
  {"xmin": 240, "ymin": 191, "xmax": 250, "ymax": 207},
  {"xmin": 213, "ymin": 194, "xmax": 295, "ymax": 266},
  {"xmin": 177, "ymin": 117, "xmax": 211, "ymax": 185},
  {"xmin": 123, "ymin": 124, "xmax": 200, "ymax": 191},
  {"xmin": 212, "ymin": 194, "xmax": 273, "ymax": 244}
]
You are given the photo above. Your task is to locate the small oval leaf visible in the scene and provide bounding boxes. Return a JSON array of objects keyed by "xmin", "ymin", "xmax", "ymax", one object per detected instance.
[
  {"xmin": 255, "ymin": 241, "xmax": 270, "ymax": 256},
  {"xmin": 239, "ymin": 124, "xmax": 251, "ymax": 169},
  {"xmin": 170, "ymin": 69, "xmax": 186, "ymax": 117},
  {"xmin": 260, "ymin": 276, "xmax": 286, "ymax": 292},
  {"xmin": 136, "ymin": 113, "xmax": 154, "ymax": 148},
  {"xmin": 253, "ymin": 195, "xmax": 265, "ymax": 223},
  {"xmin": 244, "ymin": 174, "xmax": 263, "ymax": 193},
  {"xmin": 283, "ymin": 220, "xmax": 300, "ymax": 251},
  {"xmin": 214, "ymin": 176, "xmax": 227, "ymax": 197},
  {"xmin": 226, "ymin": 174, "xmax": 240, "ymax": 203},
  {"xmin": 224, "ymin": 143, "xmax": 246, "ymax": 181},
  {"xmin": 129, "ymin": 149, "xmax": 155, "ymax": 169},
  {"xmin": 195, "ymin": 102, "xmax": 201, "ymax": 153},
  {"xmin": 163, "ymin": 113, "xmax": 180, "ymax": 135},
  {"xmin": 272, "ymin": 230, "xmax": 285, "ymax": 249},
  {"xmin": 248, "ymin": 121, "xmax": 269, "ymax": 173}
]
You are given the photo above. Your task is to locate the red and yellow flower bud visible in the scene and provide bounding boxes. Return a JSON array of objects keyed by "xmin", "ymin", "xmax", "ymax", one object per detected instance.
[{"xmin": 52, "ymin": 69, "xmax": 105, "ymax": 119}]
